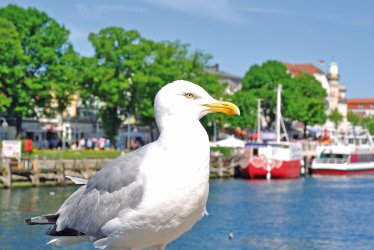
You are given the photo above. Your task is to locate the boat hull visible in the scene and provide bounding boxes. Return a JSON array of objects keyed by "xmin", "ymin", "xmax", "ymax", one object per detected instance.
[
  {"xmin": 241, "ymin": 159, "xmax": 301, "ymax": 179},
  {"xmin": 311, "ymin": 161, "xmax": 374, "ymax": 176},
  {"xmin": 311, "ymin": 168, "xmax": 374, "ymax": 175}
]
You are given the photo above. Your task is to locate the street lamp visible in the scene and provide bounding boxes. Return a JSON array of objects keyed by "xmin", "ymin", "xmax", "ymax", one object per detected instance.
[
  {"xmin": 0, "ymin": 117, "xmax": 8, "ymax": 127},
  {"xmin": 123, "ymin": 112, "xmax": 131, "ymax": 150},
  {"xmin": 207, "ymin": 120, "xmax": 218, "ymax": 142}
]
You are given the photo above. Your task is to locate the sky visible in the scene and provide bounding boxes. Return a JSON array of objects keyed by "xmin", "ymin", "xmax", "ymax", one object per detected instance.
[{"xmin": 1, "ymin": 0, "xmax": 373, "ymax": 98}]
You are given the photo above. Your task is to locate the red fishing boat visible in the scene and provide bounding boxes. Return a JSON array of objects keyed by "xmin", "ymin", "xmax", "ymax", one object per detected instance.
[{"xmin": 240, "ymin": 85, "xmax": 303, "ymax": 179}]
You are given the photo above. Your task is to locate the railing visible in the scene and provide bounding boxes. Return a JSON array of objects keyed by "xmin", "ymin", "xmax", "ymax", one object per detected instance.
[{"xmin": 315, "ymin": 158, "xmax": 347, "ymax": 164}]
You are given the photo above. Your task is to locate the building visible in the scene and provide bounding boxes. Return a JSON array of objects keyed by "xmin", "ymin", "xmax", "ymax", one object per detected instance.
[
  {"xmin": 347, "ymin": 99, "xmax": 374, "ymax": 117},
  {"xmin": 326, "ymin": 62, "xmax": 347, "ymax": 117},
  {"xmin": 0, "ymin": 92, "xmax": 104, "ymax": 149},
  {"xmin": 283, "ymin": 61, "xmax": 348, "ymax": 130},
  {"xmin": 206, "ymin": 64, "xmax": 242, "ymax": 94}
]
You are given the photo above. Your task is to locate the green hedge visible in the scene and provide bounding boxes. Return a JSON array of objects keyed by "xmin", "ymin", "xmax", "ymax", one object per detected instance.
[
  {"xmin": 210, "ymin": 146, "xmax": 232, "ymax": 156},
  {"xmin": 32, "ymin": 149, "xmax": 121, "ymax": 159}
]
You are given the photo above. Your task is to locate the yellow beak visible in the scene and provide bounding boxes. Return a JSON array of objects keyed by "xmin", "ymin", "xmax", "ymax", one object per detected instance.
[{"xmin": 202, "ymin": 101, "xmax": 240, "ymax": 116}]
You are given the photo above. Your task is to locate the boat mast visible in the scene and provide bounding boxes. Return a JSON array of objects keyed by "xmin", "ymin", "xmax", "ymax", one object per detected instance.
[
  {"xmin": 276, "ymin": 85, "xmax": 282, "ymax": 143},
  {"xmin": 257, "ymin": 99, "xmax": 262, "ymax": 143}
]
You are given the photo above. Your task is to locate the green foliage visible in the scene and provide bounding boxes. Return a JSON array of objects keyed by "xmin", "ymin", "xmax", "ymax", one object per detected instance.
[
  {"xmin": 210, "ymin": 146, "xmax": 232, "ymax": 156},
  {"xmin": 283, "ymin": 73, "xmax": 327, "ymax": 129},
  {"xmin": 362, "ymin": 116, "xmax": 374, "ymax": 135},
  {"xmin": 83, "ymin": 27, "xmax": 153, "ymax": 141},
  {"xmin": 328, "ymin": 109, "xmax": 343, "ymax": 128},
  {"xmin": 241, "ymin": 61, "xmax": 293, "ymax": 127},
  {"xmin": 0, "ymin": 17, "xmax": 24, "ymax": 111},
  {"xmin": 0, "ymin": 5, "xmax": 74, "ymax": 134},
  {"xmin": 347, "ymin": 112, "xmax": 361, "ymax": 125},
  {"xmin": 34, "ymin": 149, "xmax": 121, "ymax": 159},
  {"xmin": 347, "ymin": 113, "xmax": 374, "ymax": 134},
  {"xmin": 240, "ymin": 61, "xmax": 327, "ymax": 132},
  {"xmin": 83, "ymin": 27, "xmax": 225, "ymax": 140},
  {"xmin": 0, "ymin": 6, "xmax": 227, "ymax": 142},
  {"xmin": 228, "ymin": 91, "xmax": 257, "ymax": 129},
  {"xmin": 48, "ymin": 45, "xmax": 81, "ymax": 115}
]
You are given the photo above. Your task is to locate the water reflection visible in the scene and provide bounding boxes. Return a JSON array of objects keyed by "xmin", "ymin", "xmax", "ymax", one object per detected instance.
[{"xmin": 1, "ymin": 177, "xmax": 374, "ymax": 249}]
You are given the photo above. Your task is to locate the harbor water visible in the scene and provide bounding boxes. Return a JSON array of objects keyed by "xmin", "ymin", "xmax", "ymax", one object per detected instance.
[{"xmin": 2, "ymin": 176, "xmax": 374, "ymax": 250}]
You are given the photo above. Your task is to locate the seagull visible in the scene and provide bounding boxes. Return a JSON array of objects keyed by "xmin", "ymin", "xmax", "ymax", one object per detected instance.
[{"xmin": 25, "ymin": 80, "xmax": 240, "ymax": 250}]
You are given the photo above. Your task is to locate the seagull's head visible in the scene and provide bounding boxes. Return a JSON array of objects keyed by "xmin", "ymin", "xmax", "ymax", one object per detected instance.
[{"xmin": 154, "ymin": 80, "xmax": 240, "ymax": 122}]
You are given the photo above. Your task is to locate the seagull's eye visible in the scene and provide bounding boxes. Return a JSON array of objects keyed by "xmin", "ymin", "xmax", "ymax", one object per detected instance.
[{"xmin": 185, "ymin": 93, "xmax": 194, "ymax": 99}]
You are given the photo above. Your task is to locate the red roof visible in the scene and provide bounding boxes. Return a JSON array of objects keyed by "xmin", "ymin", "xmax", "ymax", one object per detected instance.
[
  {"xmin": 347, "ymin": 98, "xmax": 374, "ymax": 104},
  {"xmin": 282, "ymin": 62, "xmax": 323, "ymax": 76}
]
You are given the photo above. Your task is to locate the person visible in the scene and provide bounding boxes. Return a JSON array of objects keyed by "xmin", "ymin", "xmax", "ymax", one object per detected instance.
[
  {"xmin": 104, "ymin": 138, "xmax": 111, "ymax": 150},
  {"xmin": 99, "ymin": 137, "xmax": 106, "ymax": 150},
  {"xmin": 130, "ymin": 138, "xmax": 139, "ymax": 150},
  {"xmin": 79, "ymin": 138, "xmax": 86, "ymax": 150},
  {"xmin": 24, "ymin": 138, "xmax": 33, "ymax": 153},
  {"xmin": 86, "ymin": 138, "xmax": 93, "ymax": 149}
]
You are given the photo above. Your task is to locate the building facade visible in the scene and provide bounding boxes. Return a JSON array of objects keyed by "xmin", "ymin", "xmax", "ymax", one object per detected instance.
[
  {"xmin": 283, "ymin": 61, "xmax": 348, "ymax": 130},
  {"xmin": 347, "ymin": 99, "xmax": 374, "ymax": 117},
  {"xmin": 206, "ymin": 64, "xmax": 242, "ymax": 94}
]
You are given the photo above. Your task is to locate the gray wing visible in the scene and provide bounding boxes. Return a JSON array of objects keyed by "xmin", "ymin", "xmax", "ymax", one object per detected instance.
[{"xmin": 56, "ymin": 145, "xmax": 150, "ymax": 238}]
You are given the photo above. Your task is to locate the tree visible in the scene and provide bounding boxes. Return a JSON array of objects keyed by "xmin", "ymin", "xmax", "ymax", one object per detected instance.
[
  {"xmin": 227, "ymin": 91, "xmax": 257, "ymax": 130},
  {"xmin": 241, "ymin": 61, "xmax": 293, "ymax": 129},
  {"xmin": 347, "ymin": 112, "xmax": 361, "ymax": 126},
  {"xmin": 0, "ymin": 17, "xmax": 24, "ymax": 112},
  {"xmin": 240, "ymin": 60, "xmax": 327, "ymax": 136},
  {"xmin": 0, "ymin": 5, "xmax": 73, "ymax": 136},
  {"xmin": 48, "ymin": 45, "xmax": 81, "ymax": 117},
  {"xmin": 85, "ymin": 27, "xmax": 154, "ymax": 141},
  {"xmin": 283, "ymin": 73, "xmax": 327, "ymax": 136},
  {"xmin": 328, "ymin": 109, "xmax": 343, "ymax": 129},
  {"xmin": 361, "ymin": 116, "xmax": 374, "ymax": 135},
  {"xmin": 85, "ymin": 27, "xmax": 226, "ymax": 141}
]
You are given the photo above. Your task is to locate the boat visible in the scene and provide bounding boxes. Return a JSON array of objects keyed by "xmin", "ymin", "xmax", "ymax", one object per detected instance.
[
  {"xmin": 311, "ymin": 129, "xmax": 374, "ymax": 175},
  {"xmin": 240, "ymin": 85, "xmax": 303, "ymax": 179}
]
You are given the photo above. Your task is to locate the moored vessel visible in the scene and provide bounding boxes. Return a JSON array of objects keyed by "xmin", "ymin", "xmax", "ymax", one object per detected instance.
[
  {"xmin": 311, "ymin": 129, "xmax": 374, "ymax": 175},
  {"xmin": 240, "ymin": 85, "xmax": 303, "ymax": 179}
]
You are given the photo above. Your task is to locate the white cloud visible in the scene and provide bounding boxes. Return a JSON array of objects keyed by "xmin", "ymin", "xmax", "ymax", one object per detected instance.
[
  {"xmin": 142, "ymin": 0, "xmax": 244, "ymax": 23},
  {"xmin": 76, "ymin": 4, "xmax": 145, "ymax": 20}
]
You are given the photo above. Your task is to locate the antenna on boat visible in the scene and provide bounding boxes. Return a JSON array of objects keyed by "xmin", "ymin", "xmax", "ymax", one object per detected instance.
[
  {"xmin": 365, "ymin": 129, "xmax": 374, "ymax": 148},
  {"xmin": 257, "ymin": 99, "xmax": 262, "ymax": 143},
  {"xmin": 275, "ymin": 85, "xmax": 289, "ymax": 143},
  {"xmin": 276, "ymin": 85, "xmax": 282, "ymax": 143}
]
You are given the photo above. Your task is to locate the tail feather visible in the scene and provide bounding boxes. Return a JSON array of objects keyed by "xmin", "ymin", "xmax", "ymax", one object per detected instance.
[
  {"xmin": 47, "ymin": 236, "xmax": 90, "ymax": 246},
  {"xmin": 65, "ymin": 176, "xmax": 88, "ymax": 185},
  {"xmin": 25, "ymin": 213, "xmax": 59, "ymax": 225},
  {"xmin": 45, "ymin": 224, "xmax": 85, "ymax": 236}
]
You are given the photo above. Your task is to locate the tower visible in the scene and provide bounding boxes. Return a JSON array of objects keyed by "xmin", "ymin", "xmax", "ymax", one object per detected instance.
[
  {"xmin": 326, "ymin": 61, "xmax": 348, "ymax": 130},
  {"xmin": 327, "ymin": 61, "xmax": 339, "ymax": 82}
]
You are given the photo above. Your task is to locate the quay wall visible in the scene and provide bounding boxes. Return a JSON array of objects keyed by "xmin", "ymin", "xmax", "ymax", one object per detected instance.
[{"xmin": 0, "ymin": 155, "xmax": 241, "ymax": 188}]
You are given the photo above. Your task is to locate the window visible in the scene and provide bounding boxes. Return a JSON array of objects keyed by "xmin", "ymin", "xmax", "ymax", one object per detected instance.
[{"xmin": 359, "ymin": 104, "xmax": 364, "ymax": 109}]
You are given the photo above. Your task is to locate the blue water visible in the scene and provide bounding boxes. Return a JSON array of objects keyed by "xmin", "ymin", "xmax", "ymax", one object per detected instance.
[{"xmin": 2, "ymin": 176, "xmax": 374, "ymax": 250}]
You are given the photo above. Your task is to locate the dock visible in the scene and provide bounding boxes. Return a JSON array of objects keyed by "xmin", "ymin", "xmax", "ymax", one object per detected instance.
[{"xmin": 0, "ymin": 155, "xmax": 241, "ymax": 188}]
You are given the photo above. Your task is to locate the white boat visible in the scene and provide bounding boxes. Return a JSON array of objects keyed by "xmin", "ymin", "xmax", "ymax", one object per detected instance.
[{"xmin": 311, "ymin": 129, "xmax": 374, "ymax": 175}]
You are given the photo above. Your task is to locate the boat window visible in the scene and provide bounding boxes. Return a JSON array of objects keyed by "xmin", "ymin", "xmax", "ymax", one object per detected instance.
[
  {"xmin": 320, "ymin": 153, "xmax": 348, "ymax": 159},
  {"xmin": 358, "ymin": 154, "xmax": 374, "ymax": 162}
]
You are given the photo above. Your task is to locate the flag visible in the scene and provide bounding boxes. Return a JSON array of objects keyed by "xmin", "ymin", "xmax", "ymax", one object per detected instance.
[{"xmin": 318, "ymin": 60, "xmax": 325, "ymax": 65}]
